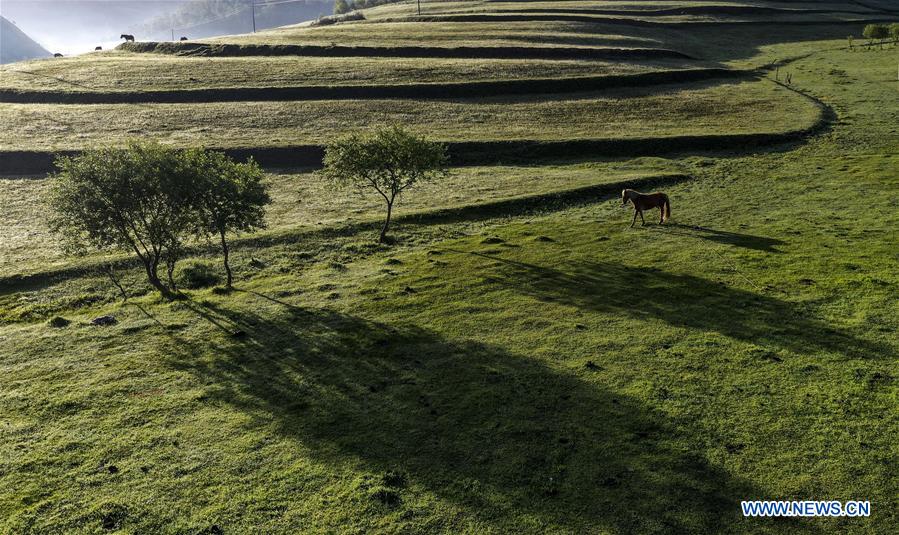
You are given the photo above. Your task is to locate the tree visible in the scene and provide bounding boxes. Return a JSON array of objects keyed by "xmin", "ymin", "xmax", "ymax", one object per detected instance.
[
  {"xmin": 184, "ymin": 149, "xmax": 270, "ymax": 289},
  {"xmin": 863, "ymin": 24, "xmax": 889, "ymax": 49},
  {"xmin": 334, "ymin": 0, "xmax": 351, "ymax": 14},
  {"xmin": 322, "ymin": 126, "xmax": 449, "ymax": 243},
  {"xmin": 48, "ymin": 142, "xmax": 195, "ymax": 299}
]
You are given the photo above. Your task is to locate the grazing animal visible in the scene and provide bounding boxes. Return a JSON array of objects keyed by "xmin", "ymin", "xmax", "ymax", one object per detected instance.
[
  {"xmin": 95, "ymin": 46, "xmax": 102, "ymax": 50},
  {"xmin": 53, "ymin": 53, "xmax": 63, "ymax": 57},
  {"xmin": 180, "ymin": 36, "xmax": 188, "ymax": 41},
  {"xmin": 621, "ymin": 189, "xmax": 671, "ymax": 227},
  {"xmin": 120, "ymin": 34, "xmax": 135, "ymax": 42}
]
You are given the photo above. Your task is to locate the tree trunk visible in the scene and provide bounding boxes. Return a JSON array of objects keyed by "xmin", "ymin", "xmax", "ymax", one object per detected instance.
[
  {"xmin": 166, "ymin": 257, "xmax": 178, "ymax": 293},
  {"xmin": 379, "ymin": 200, "xmax": 393, "ymax": 243},
  {"xmin": 219, "ymin": 228, "xmax": 232, "ymax": 288},
  {"xmin": 144, "ymin": 258, "xmax": 172, "ymax": 299}
]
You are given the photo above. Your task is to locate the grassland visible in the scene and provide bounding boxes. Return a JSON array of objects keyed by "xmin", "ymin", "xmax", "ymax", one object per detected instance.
[
  {"xmin": 0, "ymin": 79, "xmax": 820, "ymax": 150},
  {"xmin": 212, "ymin": 19, "xmax": 662, "ymax": 48},
  {"xmin": 360, "ymin": 0, "xmax": 888, "ymax": 19},
  {"xmin": 0, "ymin": 0, "xmax": 897, "ymax": 531},
  {"xmin": 0, "ymin": 160, "xmax": 681, "ymax": 280},
  {"xmin": 0, "ymin": 54, "xmax": 697, "ymax": 93},
  {"xmin": 198, "ymin": 19, "xmax": 885, "ymax": 65},
  {"xmin": 2, "ymin": 43, "xmax": 897, "ymax": 533}
]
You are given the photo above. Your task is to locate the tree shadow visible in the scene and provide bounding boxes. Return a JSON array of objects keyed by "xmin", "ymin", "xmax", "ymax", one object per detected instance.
[
  {"xmin": 461, "ymin": 253, "xmax": 890, "ymax": 362},
  {"xmin": 655, "ymin": 223, "xmax": 786, "ymax": 252},
  {"xmin": 155, "ymin": 296, "xmax": 818, "ymax": 533}
]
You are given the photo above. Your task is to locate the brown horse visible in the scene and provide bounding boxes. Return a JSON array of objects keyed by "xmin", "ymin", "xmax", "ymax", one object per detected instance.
[{"xmin": 622, "ymin": 189, "xmax": 670, "ymax": 227}]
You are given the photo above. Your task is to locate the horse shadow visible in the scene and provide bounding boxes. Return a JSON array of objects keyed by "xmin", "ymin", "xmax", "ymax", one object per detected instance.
[
  {"xmin": 157, "ymin": 296, "xmax": 818, "ymax": 533},
  {"xmin": 463, "ymin": 254, "xmax": 890, "ymax": 362},
  {"xmin": 655, "ymin": 223, "xmax": 786, "ymax": 252}
]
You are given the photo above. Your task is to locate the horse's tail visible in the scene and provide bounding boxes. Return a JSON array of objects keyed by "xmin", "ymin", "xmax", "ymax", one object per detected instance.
[{"xmin": 662, "ymin": 194, "xmax": 671, "ymax": 222}]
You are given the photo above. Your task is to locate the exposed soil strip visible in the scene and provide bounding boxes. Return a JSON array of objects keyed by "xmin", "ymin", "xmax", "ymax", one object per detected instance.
[{"xmin": 0, "ymin": 68, "xmax": 743, "ymax": 104}]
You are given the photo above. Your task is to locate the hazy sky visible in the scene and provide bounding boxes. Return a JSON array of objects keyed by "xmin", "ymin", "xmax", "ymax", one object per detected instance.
[{"xmin": 0, "ymin": 0, "xmax": 193, "ymax": 54}]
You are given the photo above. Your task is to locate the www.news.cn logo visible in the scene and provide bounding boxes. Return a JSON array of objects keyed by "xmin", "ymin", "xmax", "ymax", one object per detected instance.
[{"xmin": 742, "ymin": 500, "xmax": 871, "ymax": 517}]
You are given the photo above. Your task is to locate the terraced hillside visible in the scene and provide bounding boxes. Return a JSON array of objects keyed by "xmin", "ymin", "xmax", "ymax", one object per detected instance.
[{"xmin": 0, "ymin": 0, "xmax": 897, "ymax": 533}]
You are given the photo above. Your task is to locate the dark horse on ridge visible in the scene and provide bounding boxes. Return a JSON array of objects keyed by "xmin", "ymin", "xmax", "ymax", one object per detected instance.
[{"xmin": 120, "ymin": 34, "xmax": 135, "ymax": 42}]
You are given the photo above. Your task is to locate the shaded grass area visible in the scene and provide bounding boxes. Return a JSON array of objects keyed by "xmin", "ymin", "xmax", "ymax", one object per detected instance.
[
  {"xmin": 0, "ymin": 290, "xmax": 793, "ymax": 533},
  {"xmin": 0, "ymin": 79, "xmax": 818, "ymax": 151}
]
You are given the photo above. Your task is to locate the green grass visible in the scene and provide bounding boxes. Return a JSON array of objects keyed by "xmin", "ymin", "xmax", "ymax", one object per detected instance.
[
  {"xmin": 197, "ymin": 12, "xmax": 882, "ymax": 65},
  {"xmin": 0, "ymin": 54, "xmax": 695, "ymax": 93},
  {"xmin": 361, "ymin": 0, "xmax": 881, "ymax": 19},
  {"xmin": 0, "ymin": 79, "xmax": 819, "ymax": 150},
  {"xmin": 211, "ymin": 19, "xmax": 660, "ymax": 48},
  {"xmin": 0, "ymin": 160, "xmax": 681, "ymax": 280},
  {"xmin": 1, "ymin": 19, "xmax": 897, "ymax": 535}
]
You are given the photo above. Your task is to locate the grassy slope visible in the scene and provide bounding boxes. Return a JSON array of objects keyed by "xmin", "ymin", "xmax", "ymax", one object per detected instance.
[
  {"xmin": 0, "ymin": 55, "xmax": 694, "ymax": 93},
  {"xmin": 0, "ymin": 160, "xmax": 680, "ymax": 280},
  {"xmin": 0, "ymin": 79, "xmax": 819, "ymax": 150},
  {"xmin": 210, "ymin": 20, "xmax": 659, "ymax": 48},
  {"xmin": 0, "ymin": 44, "xmax": 896, "ymax": 534}
]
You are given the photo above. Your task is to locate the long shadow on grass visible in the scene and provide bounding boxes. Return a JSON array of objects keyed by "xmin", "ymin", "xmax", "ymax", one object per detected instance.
[
  {"xmin": 468, "ymin": 253, "xmax": 889, "ymax": 361},
  {"xmin": 161, "ymin": 298, "xmax": 816, "ymax": 533},
  {"xmin": 655, "ymin": 223, "xmax": 786, "ymax": 252}
]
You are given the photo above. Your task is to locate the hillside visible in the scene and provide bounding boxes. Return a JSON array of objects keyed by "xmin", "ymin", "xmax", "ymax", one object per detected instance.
[
  {"xmin": 0, "ymin": 1, "xmax": 897, "ymax": 533},
  {"xmin": 0, "ymin": 16, "xmax": 51, "ymax": 64}
]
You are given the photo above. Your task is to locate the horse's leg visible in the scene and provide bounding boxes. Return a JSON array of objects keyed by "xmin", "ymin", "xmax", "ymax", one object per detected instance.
[
  {"xmin": 630, "ymin": 209, "xmax": 638, "ymax": 228},
  {"xmin": 659, "ymin": 205, "xmax": 664, "ymax": 224},
  {"xmin": 639, "ymin": 210, "xmax": 645, "ymax": 226}
]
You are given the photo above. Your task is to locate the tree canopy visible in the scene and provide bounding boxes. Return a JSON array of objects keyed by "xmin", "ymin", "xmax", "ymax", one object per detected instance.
[
  {"xmin": 322, "ymin": 126, "xmax": 448, "ymax": 243},
  {"xmin": 48, "ymin": 142, "xmax": 270, "ymax": 297}
]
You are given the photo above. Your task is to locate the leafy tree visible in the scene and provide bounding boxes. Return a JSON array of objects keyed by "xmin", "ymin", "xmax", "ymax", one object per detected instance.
[
  {"xmin": 322, "ymin": 126, "xmax": 448, "ymax": 243},
  {"xmin": 184, "ymin": 149, "xmax": 270, "ymax": 288},
  {"xmin": 334, "ymin": 0, "xmax": 351, "ymax": 14},
  {"xmin": 863, "ymin": 24, "xmax": 889, "ymax": 48},
  {"xmin": 48, "ymin": 142, "xmax": 195, "ymax": 299}
]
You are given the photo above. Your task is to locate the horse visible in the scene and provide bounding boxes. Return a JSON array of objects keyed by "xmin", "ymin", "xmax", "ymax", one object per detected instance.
[
  {"xmin": 53, "ymin": 53, "xmax": 63, "ymax": 57},
  {"xmin": 621, "ymin": 189, "xmax": 671, "ymax": 227},
  {"xmin": 180, "ymin": 36, "xmax": 188, "ymax": 41},
  {"xmin": 120, "ymin": 34, "xmax": 135, "ymax": 42},
  {"xmin": 95, "ymin": 46, "xmax": 102, "ymax": 50}
]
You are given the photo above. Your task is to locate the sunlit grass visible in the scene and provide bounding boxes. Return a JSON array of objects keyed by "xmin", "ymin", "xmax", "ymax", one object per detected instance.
[
  {"xmin": 0, "ymin": 32, "xmax": 897, "ymax": 534},
  {"xmin": 0, "ymin": 79, "xmax": 820, "ymax": 151},
  {"xmin": 0, "ymin": 54, "xmax": 695, "ymax": 93}
]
